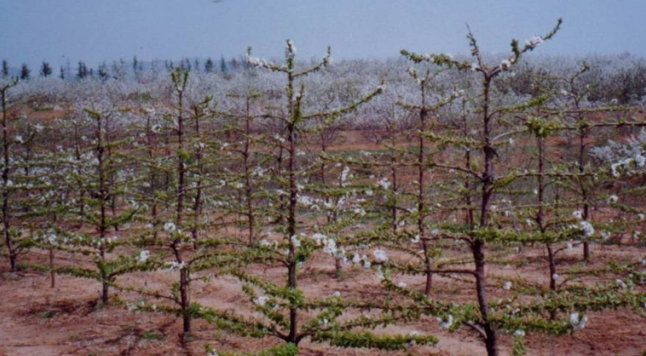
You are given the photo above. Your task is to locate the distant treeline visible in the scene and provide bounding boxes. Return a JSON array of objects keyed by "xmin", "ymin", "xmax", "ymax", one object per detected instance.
[{"xmin": 3, "ymin": 53, "xmax": 645, "ymax": 124}]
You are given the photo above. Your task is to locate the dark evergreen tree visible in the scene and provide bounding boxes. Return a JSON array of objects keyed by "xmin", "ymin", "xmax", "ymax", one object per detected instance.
[
  {"xmin": 1, "ymin": 60, "xmax": 8, "ymax": 78},
  {"xmin": 19, "ymin": 63, "xmax": 30, "ymax": 80},
  {"xmin": 133, "ymin": 56, "xmax": 139, "ymax": 74},
  {"xmin": 204, "ymin": 57, "xmax": 214, "ymax": 73},
  {"xmin": 98, "ymin": 62, "xmax": 109, "ymax": 81},
  {"xmin": 77, "ymin": 61, "xmax": 89, "ymax": 79},
  {"xmin": 40, "ymin": 61, "xmax": 53, "ymax": 77},
  {"xmin": 165, "ymin": 60, "xmax": 175, "ymax": 72},
  {"xmin": 179, "ymin": 58, "xmax": 191, "ymax": 71},
  {"xmin": 220, "ymin": 56, "xmax": 227, "ymax": 73}
]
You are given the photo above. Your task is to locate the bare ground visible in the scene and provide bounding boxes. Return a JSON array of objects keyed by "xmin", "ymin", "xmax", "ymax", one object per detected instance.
[{"xmin": 1, "ymin": 242, "xmax": 645, "ymax": 356}]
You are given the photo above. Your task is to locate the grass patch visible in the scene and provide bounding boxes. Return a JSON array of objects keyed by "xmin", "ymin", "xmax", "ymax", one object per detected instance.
[
  {"xmin": 38, "ymin": 310, "xmax": 56, "ymax": 319},
  {"xmin": 32, "ymin": 106, "xmax": 54, "ymax": 112},
  {"xmin": 141, "ymin": 331, "xmax": 165, "ymax": 340}
]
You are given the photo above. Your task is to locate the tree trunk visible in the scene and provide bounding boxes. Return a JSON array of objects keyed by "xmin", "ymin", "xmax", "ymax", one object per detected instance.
[
  {"xmin": 476, "ymin": 76, "xmax": 498, "ymax": 356},
  {"xmin": 180, "ymin": 268, "xmax": 191, "ymax": 339}
]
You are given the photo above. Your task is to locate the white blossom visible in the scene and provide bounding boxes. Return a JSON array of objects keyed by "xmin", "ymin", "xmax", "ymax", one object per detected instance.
[
  {"xmin": 322, "ymin": 239, "xmax": 338, "ymax": 255},
  {"xmin": 525, "ymin": 35, "xmax": 545, "ymax": 48},
  {"xmin": 137, "ymin": 250, "xmax": 150, "ymax": 263},
  {"xmin": 437, "ymin": 314, "xmax": 454, "ymax": 329},
  {"xmin": 377, "ymin": 177, "xmax": 391, "ymax": 190},
  {"xmin": 254, "ymin": 296, "xmax": 269, "ymax": 307},
  {"xmin": 579, "ymin": 221, "xmax": 595, "ymax": 237},
  {"xmin": 635, "ymin": 153, "xmax": 646, "ymax": 167},
  {"xmin": 311, "ymin": 233, "xmax": 328, "ymax": 245},
  {"xmin": 298, "ymin": 195, "xmax": 315, "ymax": 207},
  {"xmin": 164, "ymin": 261, "xmax": 185, "ymax": 271},
  {"xmin": 615, "ymin": 279, "xmax": 627, "ymax": 289},
  {"xmin": 361, "ymin": 255, "xmax": 371, "ymax": 268},
  {"xmin": 570, "ymin": 312, "xmax": 588, "ymax": 330},
  {"xmin": 376, "ymin": 267, "xmax": 384, "ymax": 280},
  {"xmin": 290, "ymin": 235, "xmax": 301, "ymax": 248},
  {"xmin": 286, "ymin": 39, "xmax": 297, "ymax": 57},
  {"xmin": 340, "ymin": 166, "xmax": 350, "ymax": 184},
  {"xmin": 164, "ymin": 221, "xmax": 177, "ymax": 233},
  {"xmin": 373, "ymin": 249, "xmax": 388, "ymax": 262}
]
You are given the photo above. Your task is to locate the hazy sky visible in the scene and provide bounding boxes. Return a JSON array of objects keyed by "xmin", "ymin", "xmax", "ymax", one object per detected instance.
[{"xmin": 1, "ymin": 0, "xmax": 645, "ymax": 68}]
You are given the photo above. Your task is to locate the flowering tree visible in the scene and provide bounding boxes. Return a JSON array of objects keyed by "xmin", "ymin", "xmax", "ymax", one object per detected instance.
[
  {"xmin": 195, "ymin": 40, "xmax": 437, "ymax": 353},
  {"xmin": 154, "ymin": 68, "xmax": 215, "ymax": 338},
  {"xmin": 394, "ymin": 19, "xmax": 568, "ymax": 356},
  {"xmin": 217, "ymin": 87, "xmax": 270, "ymax": 246},
  {"xmin": 342, "ymin": 65, "xmax": 462, "ymax": 296},
  {"xmin": 592, "ymin": 125, "xmax": 646, "ymax": 243},
  {"xmin": 0, "ymin": 78, "xmax": 22, "ymax": 272},
  {"xmin": 31, "ymin": 106, "xmax": 145, "ymax": 305},
  {"xmin": 132, "ymin": 105, "xmax": 166, "ymax": 241}
]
